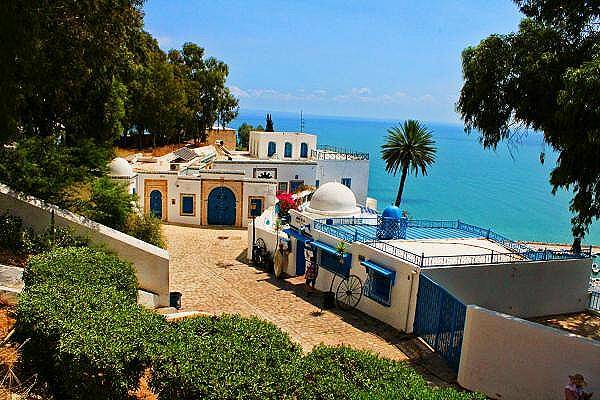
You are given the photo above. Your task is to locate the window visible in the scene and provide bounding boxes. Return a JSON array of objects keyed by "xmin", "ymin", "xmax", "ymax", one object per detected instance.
[
  {"xmin": 284, "ymin": 142, "xmax": 292, "ymax": 158},
  {"xmin": 315, "ymin": 179, "xmax": 320, "ymax": 188},
  {"xmin": 314, "ymin": 242, "xmax": 351, "ymax": 277},
  {"xmin": 341, "ymin": 178, "xmax": 352, "ymax": 188},
  {"xmin": 300, "ymin": 143, "xmax": 308, "ymax": 158},
  {"xmin": 361, "ymin": 260, "xmax": 395, "ymax": 306},
  {"xmin": 278, "ymin": 182, "xmax": 288, "ymax": 192},
  {"xmin": 248, "ymin": 196, "xmax": 264, "ymax": 217},
  {"xmin": 180, "ymin": 194, "xmax": 195, "ymax": 216},
  {"xmin": 289, "ymin": 180, "xmax": 304, "ymax": 192},
  {"xmin": 268, "ymin": 141, "xmax": 276, "ymax": 157}
]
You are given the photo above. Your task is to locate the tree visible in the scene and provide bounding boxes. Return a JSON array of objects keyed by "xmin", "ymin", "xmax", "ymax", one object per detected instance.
[
  {"xmin": 237, "ymin": 123, "xmax": 253, "ymax": 149},
  {"xmin": 265, "ymin": 114, "xmax": 274, "ymax": 132},
  {"xmin": 381, "ymin": 120, "xmax": 437, "ymax": 207},
  {"xmin": 457, "ymin": 0, "xmax": 600, "ymax": 237}
]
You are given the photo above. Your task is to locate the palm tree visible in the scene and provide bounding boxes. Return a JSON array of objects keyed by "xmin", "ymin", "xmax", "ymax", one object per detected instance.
[{"xmin": 381, "ymin": 120, "xmax": 437, "ymax": 207}]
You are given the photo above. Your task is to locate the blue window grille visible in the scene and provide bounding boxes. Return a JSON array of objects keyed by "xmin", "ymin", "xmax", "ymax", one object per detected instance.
[
  {"xmin": 181, "ymin": 195, "xmax": 194, "ymax": 215},
  {"xmin": 315, "ymin": 179, "xmax": 320, "ymax": 188},
  {"xmin": 312, "ymin": 241, "xmax": 351, "ymax": 278},
  {"xmin": 341, "ymin": 178, "xmax": 351, "ymax": 188},
  {"xmin": 361, "ymin": 260, "xmax": 395, "ymax": 306},
  {"xmin": 284, "ymin": 142, "xmax": 292, "ymax": 158},
  {"xmin": 268, "ymin": 141, "xmax": 276, "ymax": 157},
  {"xmin": 590, "ymin": 289, "xmax": 600, "ymax": 311},
  {"xmin": 300, "ymin": 143, "xmax": 308, "ymax": 158}
]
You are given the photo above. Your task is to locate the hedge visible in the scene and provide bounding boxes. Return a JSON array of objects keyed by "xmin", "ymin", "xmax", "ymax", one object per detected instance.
[
  {"xmin": 23, "ymin": 247, "xmax": 138, "ymax": 302},
  {"xmin": 148, "ymin": 314, "xmax": 303, "ymax": 400},
  {"xmin": 17, "ymin": 282, "xmax": 165, "ymax": 399},
  {"xmin": 298, "ymin": 345, "xmax": 485, "ymax": 400}
]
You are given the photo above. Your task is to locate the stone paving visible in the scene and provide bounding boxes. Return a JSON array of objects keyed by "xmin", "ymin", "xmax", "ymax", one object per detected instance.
[{"xmin": 164, "ymin": 224, "xmax": 457, "ymax": 386}]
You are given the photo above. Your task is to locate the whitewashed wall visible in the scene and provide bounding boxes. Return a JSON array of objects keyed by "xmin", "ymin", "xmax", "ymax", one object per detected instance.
[
  {"xmin": 0, "ymin": 184, "xmax": 170, "ymax": 307},
  {"xmin": 241, "ymin": 180, "xmax": 278, "ymax": 226},
  {"xmin": 249, "ymin": 131, "xmax": 317, "ymax": 160},
  {"xmin": 424, "ymin": 257, "xmax": 591, "ymax": 317},
  {"xmin": 316, "ymin": 159, "xmax": 370, "ymax": 204},
  {"xmin": 459, "ymin": 305, "xmax": 600, "ymax": 400},
  {"xmin": 311, "ymin": 230, "xmax": 420, "ymax": 332},
  {"xmin": 213, "ymin": 160, "xmax": 318, "ymax": 189}
]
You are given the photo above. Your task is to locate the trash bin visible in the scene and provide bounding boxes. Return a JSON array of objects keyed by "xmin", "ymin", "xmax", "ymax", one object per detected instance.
[
  {"xmin": 170, "ymin": 291, "xmax": 182, "ymax": 309},
  {"xmin": 323, "ymin": 291, "xmax": 335, "ymax": 309}
]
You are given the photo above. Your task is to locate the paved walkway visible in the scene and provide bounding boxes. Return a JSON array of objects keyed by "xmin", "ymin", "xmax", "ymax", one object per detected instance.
[{"xmin": 164, "ymin": 224, "xmax": 457, "ymax": 385}]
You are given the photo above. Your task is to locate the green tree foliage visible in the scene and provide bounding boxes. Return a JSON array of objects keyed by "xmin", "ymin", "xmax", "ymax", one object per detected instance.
[
  {"xmin": 124, "ymin": 212, "xmax": 166, "ymax": 248},
  {"xmin": 237, "ymin": 122, "xmax": 264, "ymax": 149},
  {"xmin": 85, "ymin": 177, "xmax": 136, "ymax": 231},
  {"xmin": 381, "ymin": 120, "xmax": 437, "ymax": 206},
  {"xmin": 265, "ymin": 113, "xmax": 275, "ymax": 132},
  {"xmin": 457, "ymin": 0, "xmax": 600, "ymax": 237}
]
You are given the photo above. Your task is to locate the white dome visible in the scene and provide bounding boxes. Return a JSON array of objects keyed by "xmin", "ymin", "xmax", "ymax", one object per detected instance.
[
  {"xmin": 109, "ymin": 157, "xmax": 133, "ymax": 176},
  {"xmin": 305, "ymin": 182, "xmax": 360, "ymax": 217}
]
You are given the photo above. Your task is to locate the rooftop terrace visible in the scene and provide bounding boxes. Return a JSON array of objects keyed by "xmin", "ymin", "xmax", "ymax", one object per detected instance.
[{"xmin": 313, "ymin": 217, "xmax": 591, "ymax": 267}]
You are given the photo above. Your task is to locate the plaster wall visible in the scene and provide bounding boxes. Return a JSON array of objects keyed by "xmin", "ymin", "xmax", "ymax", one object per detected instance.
[
  {"xmin": 0, "ymin": 184, "xmax": 170, "ymax": 307},
  {"xmin": 241, "ymin": 181, "xmax": 278, "ymax": 227},
  {"xmin": 213, "ymin": 160, "xmax": 318, "ymax": 191},
  {"xmin": 458, "ymin": 305, "xmax": 600, "ymax": 400},
  {"xmin": 424, "ymin": 257, "xmax": 591, "ymax": 317},
  {"xmin": 203, "ymin": 128, "xmax": 236, "ymax": 150},
  {"xmin": 249, "ymin": 131, "xmax": 317, "ymax": 160},
  {"xmin": 310, "ymin": 230, "xmax": 420, "ymax": 332},
  {"xmin": 316, "ymin": 159, "xmax": 370, "ymax": 204}
]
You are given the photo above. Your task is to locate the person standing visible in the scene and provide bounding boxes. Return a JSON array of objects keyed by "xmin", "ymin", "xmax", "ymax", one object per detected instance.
[
  {"xmin": 304, "ymin": 249, "xmax": 318, "ymax": 292},
  {"xmin": 565, "ymin": 374, "xmax": 593, "ymax": 400}
]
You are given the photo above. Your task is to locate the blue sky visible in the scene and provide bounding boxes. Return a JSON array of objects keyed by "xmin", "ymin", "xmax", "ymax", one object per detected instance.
[{"xmin": 143, "ymin": 1, "xmax": 523, "ymax": 122}]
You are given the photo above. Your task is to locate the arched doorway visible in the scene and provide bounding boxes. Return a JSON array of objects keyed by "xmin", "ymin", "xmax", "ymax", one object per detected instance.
[
  {"xmin": 207, "ymin": 187, "xmax": 236, "ymax": 225},
  {"xmin": 149, "ymin": 190, "xmax": 163, "ymax": 219}
]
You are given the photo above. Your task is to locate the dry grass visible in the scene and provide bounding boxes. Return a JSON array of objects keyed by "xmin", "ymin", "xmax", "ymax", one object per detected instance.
[{"xmin": 115, "ymin": 143, "xmax": 189, "ymax": 158}]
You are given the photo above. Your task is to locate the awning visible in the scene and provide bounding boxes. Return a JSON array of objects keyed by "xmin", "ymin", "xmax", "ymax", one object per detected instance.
[
  {"xmin": 283, "ymin": 228, "xmax": 311, "ymax": 243},
  {"xmin": 361, "ymin": 260, "xmax": 396, "ymax": 285},
  {"xmin": 311, "ymin": 240, "xmax": 350, "ymax": 260}
]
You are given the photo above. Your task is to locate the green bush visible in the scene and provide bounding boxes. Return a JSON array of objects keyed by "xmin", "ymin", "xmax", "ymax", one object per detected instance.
[
  {"xmin": 17, "ymin": 282, "xmax": 166, "ymax": 400},
  {"xmin": 0, "ymin": 210, "xmax": 24, "ymax": 251},
  {"xmin": 124, "ymin": 212, "xmax": 165, "ymax": 248},
  {"xmin": 148, "ymin": 314, "xmax": 303, "ymax": 400},
  {"xmin": 298, "ymin": 345, "xmax": 485, "ymax": 400},
  {"xmin": 85, "ymin": 177, "xmax": 135, "ymax": 231},
  {"xmin": 23, "ymin": 247, "xmax": 138, "ymax": 302}
]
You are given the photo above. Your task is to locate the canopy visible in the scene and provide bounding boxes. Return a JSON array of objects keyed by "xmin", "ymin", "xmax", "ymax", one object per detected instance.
[{"xmin": 360, "ymin": 260, "xmax": 396, "ymax": 284}]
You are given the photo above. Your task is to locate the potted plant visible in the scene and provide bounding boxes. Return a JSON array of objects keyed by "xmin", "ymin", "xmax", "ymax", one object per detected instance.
[{"xmin": 335, "ymin": 241, "xmax": 348, "ymax": 265}]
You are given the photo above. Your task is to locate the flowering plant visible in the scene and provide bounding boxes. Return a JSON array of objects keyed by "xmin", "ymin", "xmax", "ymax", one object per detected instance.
[{"xmin": 276, "ymin": 192, "xmax": 298, "ymax": 217}]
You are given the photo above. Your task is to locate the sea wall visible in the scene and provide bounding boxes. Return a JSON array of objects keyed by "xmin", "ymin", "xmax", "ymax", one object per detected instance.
[
  {"xmin": 424, "ymin": 257, "xmax": 591, "ymax": 317},
  {"xmin": 0, "ymin": 184, "xmax": 170, "ymax": 307},
  {"xmin": 459, "ymin": 305, "xmax": 600, "ymax": 400}
]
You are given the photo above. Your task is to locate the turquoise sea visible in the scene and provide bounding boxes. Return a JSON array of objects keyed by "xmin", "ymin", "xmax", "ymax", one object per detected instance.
[{"xmin": 232, "ymin": 110, "xmax": 600, "ymax": 245}]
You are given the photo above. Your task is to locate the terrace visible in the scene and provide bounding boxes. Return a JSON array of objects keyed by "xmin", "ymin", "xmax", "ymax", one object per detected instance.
[
  {"xmin": 311, "ymin": 144, "xmax": 370, "ymax": 160},
  {"xmin": 313, "ymin": 217, "xmax": 591, "ymax": 267}
]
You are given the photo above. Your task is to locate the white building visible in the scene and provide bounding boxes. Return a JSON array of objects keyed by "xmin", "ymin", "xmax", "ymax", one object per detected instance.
[
  {"xmin": 215, "ymin": 130, "xmax": 371, "ymax": 205},
  {"xmin": 109, "ymin": 146, "xmax": 277, "ymax": 228},
  {"xmin": 249, "ymin": 182, "xmax": 598, "ymax": 400}
]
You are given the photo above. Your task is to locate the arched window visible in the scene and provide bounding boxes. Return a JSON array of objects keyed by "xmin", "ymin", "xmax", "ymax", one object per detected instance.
[
  {"xmin": 284, "ymin": 142, "xmax": 292, "ymax": 158},
  {"xmin": 300, "ymin": 143, "xmax": 308, "ymax": 158},
  {"xmin": 267, "ymin": 141, "xmax": 276, "ymax": 157}
]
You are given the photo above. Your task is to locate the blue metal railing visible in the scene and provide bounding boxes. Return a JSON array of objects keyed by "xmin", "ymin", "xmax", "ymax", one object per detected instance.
[
  {"xmin": 413, "ymin": 274, "xmax": 466, "ymax": 370},
  {"xmin": 311, "ymin": 144, "xmax": 370, "ymax": 160},
  {"xmin": 590, "ymin": 289, "xmax": 600, "ymax": 312},
  {"xmin": 313, "ymin": 218, "xmax": 591, "ymax": 267}
]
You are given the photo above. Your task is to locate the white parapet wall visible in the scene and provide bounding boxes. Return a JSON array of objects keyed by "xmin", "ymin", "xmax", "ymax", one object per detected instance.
[
  {"xmin": 458, "ymin": 305, "xmax": 600, "ymax": 400},
  {"xmin": 424, "ymin": 257, "xmax": 591, "ymax": 318},
  {"xmin": 0, "ymin": 184, "xmax": 170, "ymax": 307}
]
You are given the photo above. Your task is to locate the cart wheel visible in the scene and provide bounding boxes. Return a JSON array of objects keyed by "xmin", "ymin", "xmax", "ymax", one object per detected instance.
[
  {"xmin": 335, "ymin": 275, "xmax": 363, "ymax": 310},
  {"xmin": 254, "ymin": 238, "xmax": 269, "ymax": 269}
]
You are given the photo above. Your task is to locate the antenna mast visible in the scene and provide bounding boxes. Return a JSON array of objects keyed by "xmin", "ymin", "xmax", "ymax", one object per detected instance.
[{"xmin": 300, "ymin": 110, "xmax": 305, "ymax": 133}]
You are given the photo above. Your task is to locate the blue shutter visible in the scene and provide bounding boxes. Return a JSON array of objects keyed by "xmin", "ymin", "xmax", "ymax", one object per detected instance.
[
  {"xmin": 300, "ymin": 143, "xmax": 308, "ymax": 158},
  {"xmin": 182, "ymin": 195, "xmax": 194, "ymax": 214},
  {"xmin": 268, "ymin": 142, "xmax": 276, "ymax": 157},
  {"xmin": 284, "ymin": 142, "xmax": 292, "ymax": 157}
]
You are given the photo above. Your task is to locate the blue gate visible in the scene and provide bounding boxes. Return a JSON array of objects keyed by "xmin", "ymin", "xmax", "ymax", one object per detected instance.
[
  {"xmin": 413, "ymin": 274, "xmax": 466, "ymax": 370},
  {"xmin": 207, "ymin": 187, "xmax": 236, "ymax": 225},
  {"xmin": 149, "ymin": 190, "xmax": 163, "ymax": 219}
]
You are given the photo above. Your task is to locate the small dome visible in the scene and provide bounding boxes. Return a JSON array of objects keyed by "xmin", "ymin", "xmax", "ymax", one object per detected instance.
[
  {"xmin": 382, "ymin": 205, "xmax": 403, "ymax": 220},
  {"xmin": 109, "ymin": 157, "xmax": 133, "ymax": 176},
  {"xmin": 305, "ymin": 182, "xmax": 359, "ymax": 216}
]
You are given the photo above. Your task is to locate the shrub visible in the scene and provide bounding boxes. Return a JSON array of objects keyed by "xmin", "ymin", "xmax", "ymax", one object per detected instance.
[
  {"xmin": 124, "ymin": 212, "xmax": 165, "ymax": 248},
  {"xmin": 148, "ymin": 314, "xmax": 303, "ymax": 400},
  {"xmin": 86, "ymin": 177, "xmax": 135, "ymax": 231},
  {"xmin": 17, "ymin": 282, "xmax": 166, "ymax": 400},
  {"xmin": 23, "ymin": 247, "xmax": 138, "ymax": 302},
  {"xmin": 298, "ymin": 345, "xmax": 485, "ymax": 400},
  {"xmin": 0, "ymin": 211, "xmax": 24, "ymax": 251}
]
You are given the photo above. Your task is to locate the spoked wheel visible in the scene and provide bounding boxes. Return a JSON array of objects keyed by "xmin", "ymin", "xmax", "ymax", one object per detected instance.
[
  {"xmin": 335, "ymin": 275, "xmax": 363, "ymax": 310},
  {"xmin": 253, "ymin": 238, "xmax": 269, "ymax": 269}
]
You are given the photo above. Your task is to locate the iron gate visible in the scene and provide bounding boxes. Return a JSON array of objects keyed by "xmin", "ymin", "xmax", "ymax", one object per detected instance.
[{"xmin": 413, "ymin": 274, "xmax": 466, "ymax": 370}]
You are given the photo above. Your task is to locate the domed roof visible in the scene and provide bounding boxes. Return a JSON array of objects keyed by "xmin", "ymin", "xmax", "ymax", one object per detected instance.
[
  {"xmin": 304, "ymin": 182, "xmax": 359, "ymax": 216},
  {"xmin": 109, "ymin": 157, "xmax": 134, "ymax": 177},
  {"xmin": 382, "ymin": 205, "xmax": 403, "ymax": 220}
]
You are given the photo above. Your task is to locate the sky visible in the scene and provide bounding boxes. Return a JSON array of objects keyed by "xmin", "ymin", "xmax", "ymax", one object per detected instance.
[{"xmin": 143, "ymin": 1, "xmax": 524, "ymax": 123}]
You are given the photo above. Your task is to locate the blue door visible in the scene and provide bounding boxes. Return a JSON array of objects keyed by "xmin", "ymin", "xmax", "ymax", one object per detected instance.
[
  {"xmin": 207, "ymin": 187, "xmax": 236, "ymax": 225},
  {"xmin": 149, "ymin": 190, "xmax": 162, "ymax": 219},
  {"xmin": 295, "ymin": 238, "xmax": 308, "ymax": 275}
]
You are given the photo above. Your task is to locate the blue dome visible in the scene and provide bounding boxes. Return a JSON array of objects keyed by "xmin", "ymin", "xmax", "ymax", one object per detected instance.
[{"xmin": 382, "ymin": 205, "xmax": 403, "ymax": 220}]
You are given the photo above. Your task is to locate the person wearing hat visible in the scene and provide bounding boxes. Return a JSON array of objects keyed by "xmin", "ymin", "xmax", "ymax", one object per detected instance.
[{"xmin": 565, "ymin": 374, "xmax": 593, "ymax": 400}]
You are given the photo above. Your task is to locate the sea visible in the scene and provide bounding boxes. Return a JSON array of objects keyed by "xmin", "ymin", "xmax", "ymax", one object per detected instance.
[{"xmin": 232, "ymin": 109, "xmax": 600, "ymax": 246}]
